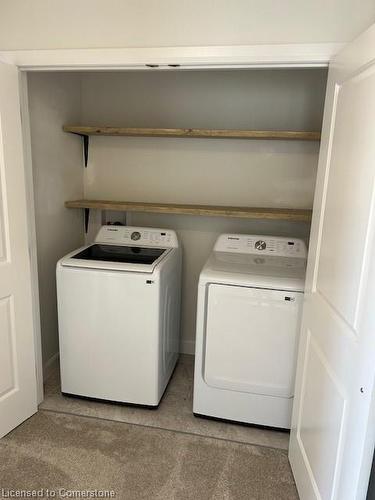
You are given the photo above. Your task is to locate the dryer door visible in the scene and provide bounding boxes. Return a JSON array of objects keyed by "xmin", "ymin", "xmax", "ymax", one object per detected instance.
[{"xmin": 204, "ymin": 284, "xmax": 303, "ymax": 398}]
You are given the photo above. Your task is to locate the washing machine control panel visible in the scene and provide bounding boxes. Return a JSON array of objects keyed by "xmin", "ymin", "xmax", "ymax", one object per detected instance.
[
  {"xmin": 214, "ymin": 234, "xmax": 307, "ymax": 258},
  {"xmin": 95, "ymin": 226, "xmax": 179, "ymax": 248}
]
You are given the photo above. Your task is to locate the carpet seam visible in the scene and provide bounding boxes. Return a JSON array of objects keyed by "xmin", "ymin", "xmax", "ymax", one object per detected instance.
[{"xmin": 38, "ymin": 407, "xmax": 288, "ymax": 454}]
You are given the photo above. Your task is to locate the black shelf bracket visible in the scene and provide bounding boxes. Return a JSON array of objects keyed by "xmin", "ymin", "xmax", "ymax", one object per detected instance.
[
  {"xmin": 84, "ymin": 208, "xmax": 90, "ymax": 233},
  {"xmin": 72, "ymin": 133, "xmax": 89, "ymax": 167},
  {"xmin": 82, "ymin": 135, "xmax": 89, "ymax": 167}
]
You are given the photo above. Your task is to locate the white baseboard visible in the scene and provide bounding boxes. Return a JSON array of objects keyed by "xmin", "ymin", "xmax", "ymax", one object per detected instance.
[
  {"xmin": 180, "ymin": 340, "xmax": 195, "ymax": 355},
  {"xmin": 43, "ymin": 352, "xmax": 59, "ymax": 381}
]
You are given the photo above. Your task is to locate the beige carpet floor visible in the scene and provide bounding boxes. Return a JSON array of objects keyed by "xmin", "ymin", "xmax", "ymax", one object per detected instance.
[
  {"xmin": 40, "ymin": 355, "xmax": 289, "ymax": 450},
  {"xmin": 0, "ymin": 411, "xmax": 298, "ymax": 500}
]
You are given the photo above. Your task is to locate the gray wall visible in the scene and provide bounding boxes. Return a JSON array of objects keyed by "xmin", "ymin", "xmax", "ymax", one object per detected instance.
[
  {"xmin": 28, "ymin": 73, "xmax": 84, "ymax": 366},
  {"xmin": 81, "ymin": 69, "xmax": 327, "ymax": 352},
  {"xmin": 28, "ymin": 68, "xmax": 327, "ymax": 359},
  {"xmin": 368, "ymin": 452, "xmax": 375, "ymax": 499}
]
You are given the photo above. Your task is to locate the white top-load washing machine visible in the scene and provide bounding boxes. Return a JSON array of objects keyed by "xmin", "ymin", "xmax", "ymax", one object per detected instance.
[
  {"xmin": 56, "ymin": 225, "xmax": 181, "ymax": 407},
  {"xmin": 193, "ymin": 233, "xmax": 307, "ymax": 429}
]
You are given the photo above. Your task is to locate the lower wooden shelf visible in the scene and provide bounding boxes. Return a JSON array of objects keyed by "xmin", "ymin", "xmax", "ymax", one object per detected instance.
[
  {"xmin": 63, "ymin": 125, "xmax": 321, "ymax": 141},
  {"xmin": 65, "ymin": 199, "xmax": 312, "ymax": 222}
]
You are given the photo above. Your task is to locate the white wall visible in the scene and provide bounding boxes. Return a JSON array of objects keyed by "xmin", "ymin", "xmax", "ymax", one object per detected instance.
[
  {"xmin": 81, "ymin": 69, "xmax": 326, "ymax": 352},
  {"xmin": 0, "ymin": 0, "xmax": 374, "ymax": 50},
  {"xmin": 28, "ymin": 73, "xmax": 84, "ymax": 366}
]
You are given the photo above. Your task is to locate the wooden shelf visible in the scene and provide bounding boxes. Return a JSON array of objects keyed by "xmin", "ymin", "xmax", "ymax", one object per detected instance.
[
  {"xmin": 65, "ymin": 199, "xmax": 312, "ymax": 222},
  {"xmin": 63, "ymin": 125, "xmax": 321, "ymax": 141}
]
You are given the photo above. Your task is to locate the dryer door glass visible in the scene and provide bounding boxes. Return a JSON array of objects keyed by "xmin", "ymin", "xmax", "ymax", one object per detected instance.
[{"xmin": 204, "ymin": 284, "xmax": 303, "ymax": 398}]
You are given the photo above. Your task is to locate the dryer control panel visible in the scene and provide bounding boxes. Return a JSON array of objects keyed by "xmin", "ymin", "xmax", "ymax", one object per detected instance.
[
  {"xmin": 95, "ymin": 226, "xmax": 179, "ymax": 248},
  {"xmin": 214, "ymin": 234, "xmax": 307, "ymax": 258}
]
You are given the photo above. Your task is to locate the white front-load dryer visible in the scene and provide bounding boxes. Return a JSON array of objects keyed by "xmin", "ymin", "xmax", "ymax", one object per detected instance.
[
  {"xmin": 56, "ymin": 225, "xmax": 181, "ymax": 407},
  {"xmin": 193, "ymin": 233, "xmax": 307, "ymax": 429}
]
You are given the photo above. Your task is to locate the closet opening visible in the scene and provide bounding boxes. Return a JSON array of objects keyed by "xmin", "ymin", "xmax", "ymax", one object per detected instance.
[{"xmin": 25, "ymin": 66, "xmax": 328, "ymax": 448}]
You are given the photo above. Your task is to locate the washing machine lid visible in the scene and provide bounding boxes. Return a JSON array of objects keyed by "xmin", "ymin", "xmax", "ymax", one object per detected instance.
[
  {"xmin": 201, "ymin": 252, "xmax": 306, "ymax": 292},
  {"xmin": 60, "ymin": 243, "xmax": 170, "ymax": 273},
  {"xmin": 59, "ymin": 225, "xmax": 178, "ymax": 273}
]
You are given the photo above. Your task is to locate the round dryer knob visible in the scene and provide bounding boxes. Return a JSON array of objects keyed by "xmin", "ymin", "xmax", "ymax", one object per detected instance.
[
  {"xmin": 131, "ymin": 231, "xmax": 141, "ymax": 241},
  {"xmin": 255, "ymin": 240, "xmax": 267, "ymax": 251}
]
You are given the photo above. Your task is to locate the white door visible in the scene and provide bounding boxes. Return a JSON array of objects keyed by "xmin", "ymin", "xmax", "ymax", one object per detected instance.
[
  {"xmin": 0, "ymin": 61, "xmax": 38, "ymax": 437},
  {"xmin": 289, "ymin": 24, "xmax": 375, "ymax": 500}
]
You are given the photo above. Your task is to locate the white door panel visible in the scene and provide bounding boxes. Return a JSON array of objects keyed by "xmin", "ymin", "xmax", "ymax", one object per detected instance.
[
  {"xmin": 0, "ymin": 151, "xmax": 8, "ymax": 261},
  {"xmin": 289, "ymin": 23, "xmax": 375, "ymax": 500},
  {"xmin": 298, "ymin": 332, "xmax": 347, "ymax": 499},
  {"xmin": 0, "ymin": 61, "xmax": 37, "ymax": 437},
  {"xmin": 0, "ymin": 296, "xmax": 16, "ymax": 397},
  {"xmin": 316, "ymin": 67, "xmax": 375, "ymax": 329}
]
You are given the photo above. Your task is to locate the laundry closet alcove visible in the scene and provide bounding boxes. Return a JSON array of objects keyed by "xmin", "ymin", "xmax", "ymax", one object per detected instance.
[{"xmin": 27, "ymin": 67, "xmax": 327, "ymax": 365}]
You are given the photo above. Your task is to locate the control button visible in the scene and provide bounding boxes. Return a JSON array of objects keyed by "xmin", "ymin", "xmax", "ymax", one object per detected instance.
[
  {"xmin": 255, "ymin": 240, "xmax": 267, "ymax": 251},
  {"xmin": 131, "ymin": 231, "xmax": 141, "ymax": 241}
]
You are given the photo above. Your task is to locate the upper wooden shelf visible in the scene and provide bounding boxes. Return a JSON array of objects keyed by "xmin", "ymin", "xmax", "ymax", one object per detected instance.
[
  {"xmin": 63, "ymin": 125, "xmax": 321, "ymax": 141},
  {"xmin": 65, "ymin": 199, "xmax": 312, "ymax": 222}
]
